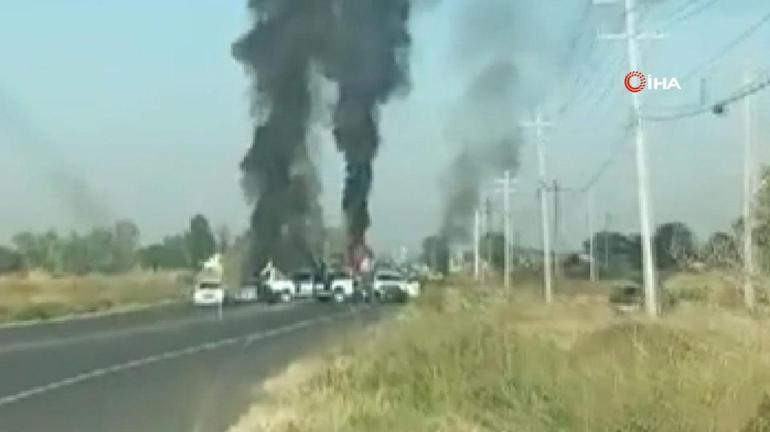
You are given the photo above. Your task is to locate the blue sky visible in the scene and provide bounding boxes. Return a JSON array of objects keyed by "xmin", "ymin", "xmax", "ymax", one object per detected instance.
[{"xmin": 1, "ymin": 0, "xmax": 768, "ymax": 254}]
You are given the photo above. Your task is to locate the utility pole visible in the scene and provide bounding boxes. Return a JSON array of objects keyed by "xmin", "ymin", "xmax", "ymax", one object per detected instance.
[
  {"xmin": 552, "ymin": 179, "xmax": 562, "ymax": 280},
  {"xmin": 521, "ymin": 109, "xmax": 555, "ymax": 304},
  {"xmin": 481, "ymin": 194, "xmax": 491, "ymax": 283},
  {"xmin": 504, "ymin": 171, "xmax": 511, "ymax": 290},
  {"xmin": 743, "ymin": 70, "xmax": 756, "ymax": 310},
  {"xmin": 494, "ymin": 171, "xmax": 517, "ymax": 290},
  {"xmin": 473, "ymin": 208, "xmax": 481, "ymax": 281},
  {"xmin": 604, "ymin": 212, "xmax": 611, "ymax": 269},
  {"xmin": 587, "ymin": 189, "xmax": 598, "ymax": 281},
  {"xmin": 596, "ymin": 0, "xmax": 662, "ymax": 317}
]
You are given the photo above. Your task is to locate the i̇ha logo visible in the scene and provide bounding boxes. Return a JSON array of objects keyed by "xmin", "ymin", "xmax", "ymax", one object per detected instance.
[{"xmin": 624, "ymin": 71, "xmax": 681, "ymax": 93}]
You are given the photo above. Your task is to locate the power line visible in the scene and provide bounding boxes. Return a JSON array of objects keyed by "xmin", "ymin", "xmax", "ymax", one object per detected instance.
[
  {"xmin": 655, "ymin": 0, "xmax": 721, "ymax": 30},
  {"xmin": 667, "ymin": 0, "xmax": 721, "ymax": 27},
  {"xmin": 555, "ymin": 5, "xmax": 607, "ymax": 117},
  {"xmin": 680, "ymin": 9, "xmax": 770, "ymax": 83},
  {"xmin": 585, "ymin": 52, "xmax": 627, "ymax": 116},
  {"xmin": 581, "ymin": 122, "xmax": 635, "ymax": 191},
  {"xmin": 642, "ymin": 71, "xmax": 770, "ymax": 121}
]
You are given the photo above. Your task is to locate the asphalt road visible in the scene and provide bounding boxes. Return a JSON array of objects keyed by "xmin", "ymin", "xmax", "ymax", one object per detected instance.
[{"xmin": 0, "ymin": 301, "xmax": 386, "ymax": 432}]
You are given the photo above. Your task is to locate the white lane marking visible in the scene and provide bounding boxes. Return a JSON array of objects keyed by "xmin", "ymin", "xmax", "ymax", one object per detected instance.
[
  {"xmin": 0, "ymin": 311, "xmax": 351, "ymax": 408},
  {"xmin": 0, "ymin": 304, "xmax": 295, "ymax": 355}
]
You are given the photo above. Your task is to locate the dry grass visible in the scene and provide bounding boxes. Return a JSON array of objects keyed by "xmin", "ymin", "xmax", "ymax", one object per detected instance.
[
  {"xmin": 230, "ymin": 279, "xmax": 770, "ymax": 432},
  {"xmin": 664, "ymin": 271, "xmax": 770, "ymax": 308},
  {"xmin": 0, "ymin": 271, "xmax": 190, "ymax": 322}
]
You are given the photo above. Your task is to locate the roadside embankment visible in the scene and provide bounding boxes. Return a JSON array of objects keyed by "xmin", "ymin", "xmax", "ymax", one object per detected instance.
[
  {"xmin": 0, "ymin": 271, "xmax": 190, "ymax": 324},
  {"xmin": 229, "ymin": 279, "xmax": 770, "ymax": 432}
]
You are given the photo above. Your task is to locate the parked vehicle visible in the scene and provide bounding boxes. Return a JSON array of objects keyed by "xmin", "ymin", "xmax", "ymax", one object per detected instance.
[
  {"xmin": 372, "ymin": 270, "xmax": 420, "ymax": 302},
  {"xmin": 232, "ymin": 278, "xmax": 260, "ymax": 304},
  {"xmin": 316, "ymin": 269, "xmax": 357, "ymax": 303},
  {"xmin": 259, "ymin": 261, "xmax": 297, "ymax": 303},
  {"xmin": 291, "ymin": 269, "xmax": 326, "ymax": 300},
  {"xmin": 192, "ymin": 279, "xmax": 227, "ymax": 306}
]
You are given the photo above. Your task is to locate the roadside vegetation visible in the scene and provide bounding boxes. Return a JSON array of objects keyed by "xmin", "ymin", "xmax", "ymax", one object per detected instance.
[
  {"xmin": 0, "ymin": 271, "xmax": 190, "ymax": 323},
  {"xmin": 230, "ymin": 276, "xmax": 770, "ymax": 432},
  {"xmin": 0, "ymin": 213, "xmax": 232, "ymax": 323}
]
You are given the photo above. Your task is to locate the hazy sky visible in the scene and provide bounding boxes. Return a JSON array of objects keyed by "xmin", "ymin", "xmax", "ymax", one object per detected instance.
[{"xmin": 1, "ymin": 0, "xmax": 768, "ymax": 255}]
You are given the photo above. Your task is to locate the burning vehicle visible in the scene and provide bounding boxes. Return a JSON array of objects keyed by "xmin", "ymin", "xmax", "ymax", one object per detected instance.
[{"xmin": 255, "ymin": 259, "xmax": 363, "ymax": 304}]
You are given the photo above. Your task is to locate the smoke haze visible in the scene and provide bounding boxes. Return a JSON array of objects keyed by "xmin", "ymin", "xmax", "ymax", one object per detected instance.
[{"xmin": 0, "ymin": 91, "xmax": 112, "ymax": 229}]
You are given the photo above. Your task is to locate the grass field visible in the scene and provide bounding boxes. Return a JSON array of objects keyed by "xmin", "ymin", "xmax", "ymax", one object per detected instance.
[
  {"xmin": 230, "ymin": 276, "xmax": 770, "ymax": 432},
  {"xmin": 0, "ymin": 271, "xmax": 191, "ymax": 323}
]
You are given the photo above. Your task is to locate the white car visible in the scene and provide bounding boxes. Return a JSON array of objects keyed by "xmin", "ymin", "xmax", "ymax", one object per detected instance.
[
  {"xmin": 372, "ymin": 270, "xmax": 420, "ymax": 302},
  {"xmin": 315, "ymin": 270, "xmax": 356, "ymax": 303},
  {"xmin": 192, "ymin": 280, "xmax": 226, "ymax": 306}
]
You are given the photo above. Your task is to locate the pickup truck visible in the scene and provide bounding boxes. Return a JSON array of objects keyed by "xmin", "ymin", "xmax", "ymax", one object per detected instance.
[
  {"xmin": 315, "ymin": 270, "xmax": 357, "ymax": 303},
  {"xmin": 372, "ymin": 270, "xmax": 420, "ymax": 302}
]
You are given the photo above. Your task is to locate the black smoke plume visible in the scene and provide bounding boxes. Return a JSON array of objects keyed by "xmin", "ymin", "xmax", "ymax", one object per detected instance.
[
  {"xmin": 324, "ymin": 0, "xmax": 412, "ymax": 264},
  {"xmin": 233, "ymin": 0, "xmax": 331, "ymax": 275},
  {"xmin": 439, "ymin": 62, "xmax": 521, "ymax": 244},
  {"xmin": 234, "ymin": 0, "xmax": 412, "ymax": 274}
]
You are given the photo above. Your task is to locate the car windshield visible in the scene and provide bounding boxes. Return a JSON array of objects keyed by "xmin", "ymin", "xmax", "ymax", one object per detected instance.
[
  {"xmin": 377, "ymin": 273, "xmax": 402, "ymax": 281},
  {"xmin": 198, "ymin": 283, "xmax": 221, "ymax": 290}
]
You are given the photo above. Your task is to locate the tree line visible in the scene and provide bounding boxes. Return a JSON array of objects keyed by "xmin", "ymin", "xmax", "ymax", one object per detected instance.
[
  {"xmin": 0, "ymin": 214, "xmax": 223, "ymax": 275},
  {"xmin": 421, "ymin": 166, "xmax": 770, "ymax": 277}
]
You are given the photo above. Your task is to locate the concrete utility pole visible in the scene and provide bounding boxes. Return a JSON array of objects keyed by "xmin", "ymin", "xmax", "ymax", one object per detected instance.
[
  {"xmin": 587, "ymin": 189, "xmax": 598, "ymax": 281},
  {"xmin": 504, "ymin": 171, "xmax": 512, "ymax": 289},
  {"xmin": 743, "ymin": 70, "xmax": 756, "ymax": 310},
  {"xmin": 473, "ymin": 208, "xmax": 481, "ymax": 281},
  {"xmin": 552, "ymin": 179, "xmax": 562, "ymax": 280},
  {"xmin": 480, "ymin": 193, "xmax": 491, "ymax": 283},
  {"xmin": 494, "ymin": 171, "xmax": 517, "ymax": 290},
  {"xmin": 604, "ymin": 212, "xmax": 611, "ymax": 268},
  {"xmin": 596, "ymin": 0, "xmax": 663, "ymax": 317},
  {"xmin": 521, "ymin": 109, "xmax": 555, "ymax": 304}
]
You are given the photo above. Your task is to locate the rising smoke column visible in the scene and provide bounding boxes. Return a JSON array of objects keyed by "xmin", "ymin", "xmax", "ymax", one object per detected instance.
[
  {"xmin": 234, "ymin": 0, "xmax": 413, "ymax": 273},
  {"xmin": 232, "ymin": 0, "xmax": 332, "ymax": 275},
  {"xmin": 321, "ymin": 0, "xmax": 413, "ymax": 266},
  {"xmin": 439, "ymin": 61, "xmax": 521, "ymax": 245}
]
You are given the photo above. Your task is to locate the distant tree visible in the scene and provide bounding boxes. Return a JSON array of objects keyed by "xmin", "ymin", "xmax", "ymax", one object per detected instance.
[
  {"xmin": 701, "ymin": 231, "xmax": 740, "ymax": 268},
  {"xmin": 187, "ymin": 215, "xmax": 216, "ymax": 269},
  {"xmin": 11, "ymin": 232, "xmax": 40, "ymax": 269},
  {"xmin": 139, "ymin": 244, "xmax": 165, "ymax": 272},
  {"xmin": 582, "ymin": 231, "xmax": 638, "ymax": 277},
  {"xmin": 12, "ymin": 230, "xmax": 63, "ymax": 273},
  {"xmin": 140, "ymin": 234, "xmax": 190, "ymax": 271},
  {"xmin": 654, "ymin": 222, "xmax": 696, "ymax": 269},
  {"xmin": 750, "ymin": 166, "xmax": 770, "ymax": 272},
  {"xmin": 0, "ymin": 245, "xmax": 23, "ymax": 274},
  {"xmin": 61, "ymin": 231, "xmax": 91, "ymax": 275}
]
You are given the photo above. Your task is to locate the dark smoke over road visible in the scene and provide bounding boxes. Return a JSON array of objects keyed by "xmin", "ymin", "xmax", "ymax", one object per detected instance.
[
  {"xmin": 232, "ymin": 0, "xmax": 330, "ymax": 274},
  {"xmin": 233, "ymin": 0, "xmax": 412, "ymax": 275},
  {"xmin": 327, "ymin": 0, "xmax": 412, "ymax": 268}
]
